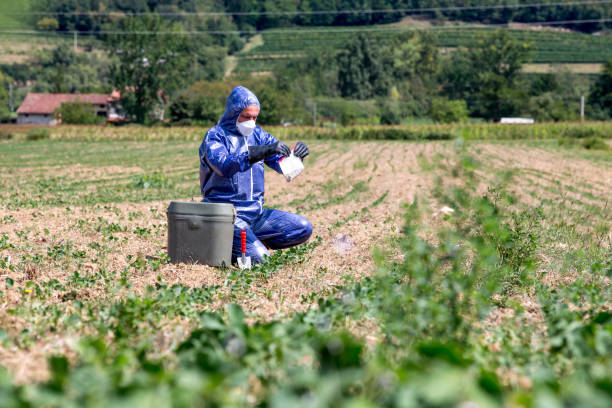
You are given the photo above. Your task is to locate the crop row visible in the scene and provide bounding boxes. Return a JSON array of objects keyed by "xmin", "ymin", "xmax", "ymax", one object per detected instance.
[
  {"xmin": 2, "ymin": 122, "xmax": 609, "ymax": 142},
  {"xmin": 239, "ymin": 26, "xmax": 612, "ymax": 65}
]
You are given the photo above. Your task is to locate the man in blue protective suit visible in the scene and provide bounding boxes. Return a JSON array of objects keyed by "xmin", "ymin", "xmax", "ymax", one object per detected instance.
[{"xmin": 199, "ymin": 86, "xmax": 312, "ymax": 264}]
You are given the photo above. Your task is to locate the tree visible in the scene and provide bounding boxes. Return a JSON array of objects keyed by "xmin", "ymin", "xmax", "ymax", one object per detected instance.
[
  {"xmin": 42, "ymin": 46, "xmax": 78, "ymax": 93},
  {"xmin": 439, "ymin": 49, "xmax": 479, "ymax": 103},
  {"xmin": 384, "ymin": 31, "xmax": 440, "ymax": 115},
  {"xmin": 337, "ymin": 35, "xmax": 391, "ymax": 99},
  {"xmin": 469, "ymin": 30, "xmax": 531, "ymax": 81},
  {"xmin": 31, "ymin": 46, "xmax": 107, "ymax": 94},
  {"xmin": 247, "ymin": 78, "xmax": 300, "ymax": 125},
  {"xmin": 0, "ymin": 72, "xmax": 11, "ymax": 121},
  {"xmin": 588, "ymin": 60, "xmax": 612, "ymax": 119},
  {"xmin": 527, "ymin": 93, "xmax": 578, "ymax": 122},
  {"xmin": 388, "ymin": 32, "xmax": 439, "ymax": 83},
  {"xmin": 31, "ymin": 0, "xmax": 104, "ymax": 32},
  {"xmin": 440, "ymin": 30, "xmax": 532, "ymax": 119},
  {"xmin": 278, "ymin": 47, "xmax": 340, "ymax": 98},
  {"xmin": 106, "ymin": 15, "xmax": 191, "ymax": 123},
  {"xmin": 473, "ymin": 72, "xmax": 529, "ymax": 119},
  {"xmin": 169, "ymin": 91, "xmax": 224, "ymax": 124},
  {"xmin": 36, "ymin": 17, "xmax": 59, "ymax": 31},
  {"xmin": 259, "ymin": 0, "xmax": 298, "ymax": 29},
  {"xmin": 429, "ymin": 97, "xmax": 468, "ymax": 123},
  {"xmin": 223, "ymin": 0, "xmax": 261, "ymax": 29}
]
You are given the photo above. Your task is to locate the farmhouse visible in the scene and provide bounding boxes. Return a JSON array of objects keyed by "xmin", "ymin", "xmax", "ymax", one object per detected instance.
[{"xmin": 16, "ymin": 93, "xmax": 114, "ymax": 125}]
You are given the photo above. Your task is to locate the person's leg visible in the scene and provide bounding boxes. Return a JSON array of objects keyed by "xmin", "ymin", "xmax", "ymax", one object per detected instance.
[
  {"xmin": 251, "ymin": 209, "xmax": 313, "ymax": 250},
  {"xmin": 232, "ymin": 218, "xmax": 270, "ymax": 264}
]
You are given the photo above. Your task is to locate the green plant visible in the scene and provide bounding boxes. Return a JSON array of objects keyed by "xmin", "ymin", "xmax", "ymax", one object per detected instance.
[
  {"xmin": 225, "ymin": 236, "xmax": 322, "ymax": 292},
  {"xmin": 132, "ymin": 173, "xmax": 171, "ymax": 189},
  {"xmin": 581, "ymin": 136, "xmax": 610, "ymax": 150},
  {"xmin": 1, "ymin": 215, "xmax": 17, "ymax": 224},
  {"xmin": 56, "ymin": 102, "xmax": 101, "ymax": 125},
  {"xmin": 3, "ymin": 157, "xmax": 610, "ymax": 406},
  {"xmin": 1, "ymin": 135, "xmax": 610, "ymax": 407},
  {"xmin": 379, "ymin": 100, "xmax": 403, "ymax": 125},
  {"xmin": 429, "ymin": 97, "xmax": 469, "ymax": 123},
  {"xmin": 26, "ymin": 128, "xmax": 50, "ymax": 141},
  {"xmin": 36, "ymin": 17, "xmax": 59, "ymax": 31}
]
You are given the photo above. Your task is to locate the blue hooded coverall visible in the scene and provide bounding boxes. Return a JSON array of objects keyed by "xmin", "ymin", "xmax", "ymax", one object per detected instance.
[{"xmin": 198, "ymin": 86, "xmax": 312, "ymax": 264}]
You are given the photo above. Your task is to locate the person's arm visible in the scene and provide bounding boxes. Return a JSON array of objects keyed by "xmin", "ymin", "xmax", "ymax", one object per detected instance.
[
  {"xmin": 259, "ymin": 129, "xmax": 287, "ymax": 174},
  {"xmin": 203, "ymin": 129, "xmax": 251, "ymax": 178}
]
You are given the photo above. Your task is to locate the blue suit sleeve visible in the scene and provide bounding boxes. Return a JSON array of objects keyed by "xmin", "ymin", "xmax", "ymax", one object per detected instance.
[
  {"xmin": 259, "ymin": 129, "xmax": 283, "ymax": 174},
  {"xmin": 203, "ymin": 129, "xmax": 250, "ymax": 178}
]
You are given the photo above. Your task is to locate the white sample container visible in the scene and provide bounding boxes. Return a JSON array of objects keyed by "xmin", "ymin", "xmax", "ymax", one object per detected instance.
[{"xmin": 278, "ymin": 153, "xmax": 304, "ymax": 182}]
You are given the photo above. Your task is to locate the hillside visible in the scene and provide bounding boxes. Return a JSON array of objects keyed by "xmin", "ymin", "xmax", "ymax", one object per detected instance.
[
  {"xmin": 0, "ymin": 0, "xmax": 31, "ymax": 30},
  {"xmin": 235, "ymin": 24, "xmax": 612, "ymax": 75},
  {"xmin": 1, "ymin": 1, "xmax": 609, "ymax": 75},
  {"xmin": 0, "ymin": 0, "xmax": 78, "ymax": 65}
]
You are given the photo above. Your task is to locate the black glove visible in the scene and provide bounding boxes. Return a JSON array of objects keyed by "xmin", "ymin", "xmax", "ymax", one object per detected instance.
[
  {"xmin": 248, "ymin": 141, "xmax": 291, "ymax": 164},
  {"xmin": 293, "ymin": 141, "xmax": 309, "ymax": 159}
]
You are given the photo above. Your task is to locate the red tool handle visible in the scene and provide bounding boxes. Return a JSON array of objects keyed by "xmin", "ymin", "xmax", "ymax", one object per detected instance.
[{"xmin": 241, "ymin": 229, "xmax": 246, "ymax": 254}]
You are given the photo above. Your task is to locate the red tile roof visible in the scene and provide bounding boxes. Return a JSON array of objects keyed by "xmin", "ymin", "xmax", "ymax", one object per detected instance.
[{"xmin": 17, "ymin": 93, "xmax": 110, "ymax": 114}]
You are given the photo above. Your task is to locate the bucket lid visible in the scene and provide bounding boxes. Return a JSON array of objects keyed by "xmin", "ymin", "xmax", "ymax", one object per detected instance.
[{"xmin": 167, "ymin": 201, "xmax": 235, "ymax": 217}]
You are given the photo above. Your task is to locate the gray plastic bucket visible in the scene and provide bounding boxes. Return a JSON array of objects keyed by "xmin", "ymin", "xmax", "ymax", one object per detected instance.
[{"xmin": 167, "ymin": 201, "xmax": 235, "ymax": 267}]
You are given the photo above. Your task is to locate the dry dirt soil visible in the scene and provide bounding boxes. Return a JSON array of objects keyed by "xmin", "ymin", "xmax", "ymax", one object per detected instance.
[{"xmin": 0, "ymin": 139, "xmax": 610, "ymax": 383}]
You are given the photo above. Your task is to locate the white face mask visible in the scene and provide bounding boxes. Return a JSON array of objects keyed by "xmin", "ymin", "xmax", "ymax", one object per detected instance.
[{"xmin": 236, "ymin": 119, "xmax": 256, "ymax": 137}]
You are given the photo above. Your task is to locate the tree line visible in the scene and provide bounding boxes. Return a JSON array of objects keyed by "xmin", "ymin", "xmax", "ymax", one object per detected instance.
[{"xmin": 31, "ymin": 0, "xmax": 612, "ymax": 34}]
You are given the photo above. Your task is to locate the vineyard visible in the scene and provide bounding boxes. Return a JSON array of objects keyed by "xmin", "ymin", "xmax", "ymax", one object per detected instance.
[
  {"xmin": 236, "ymin": 26, "xmax": 612, "ymax": 74},
  {"xmin": 0, "ymin": 127, "xmax": 611, "ymax": 405}
]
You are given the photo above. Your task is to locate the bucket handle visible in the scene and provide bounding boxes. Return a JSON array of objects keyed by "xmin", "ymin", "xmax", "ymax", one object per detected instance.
[{"xmin": 187, "ymin": 219, "xmax": 200, "ymax": 230}]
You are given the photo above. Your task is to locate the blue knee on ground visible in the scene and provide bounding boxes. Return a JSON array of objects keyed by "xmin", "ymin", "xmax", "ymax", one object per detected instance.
[
  {"xmin": 266, "ymin": 214, "xmax": 312, "ymax": 250},
  {"xmin": 293, "ymin": 215, "xmax": 313, "ymax": 245}
]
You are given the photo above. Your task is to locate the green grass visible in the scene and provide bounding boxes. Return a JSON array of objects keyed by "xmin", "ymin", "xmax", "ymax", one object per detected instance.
[
  {"xmin": 0, "ymin": 140, "xmax": 202, "ymax": 208},
  {"xmin": 0, "ymin": 0, "xmax": 31, "ymax": 30},
  {"xmin": 0, "ymin": 140, "xmax": 198, "ymax": 168}
]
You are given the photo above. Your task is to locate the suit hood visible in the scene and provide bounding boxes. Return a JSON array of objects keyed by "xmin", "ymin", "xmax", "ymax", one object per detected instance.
[{"xmin": 218, "ymin": 86, "xmax": 260, "ymax": 135}]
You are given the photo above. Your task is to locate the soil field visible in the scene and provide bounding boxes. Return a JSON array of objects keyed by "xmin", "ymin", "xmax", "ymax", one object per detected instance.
[{"xmin": 0, "ymin": 137, "xmax": 610, "ymax": 405}]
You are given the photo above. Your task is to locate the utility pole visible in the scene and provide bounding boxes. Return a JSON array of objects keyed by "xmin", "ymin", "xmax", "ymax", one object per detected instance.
[
  {"xmin": 313, "ymin": 101, "xmax": 317, "ymax": 127},
  {"xmin": 9, "ymin": 83, "xmax": 14, "ymax": 114},
  {"xmin": 580, "ymin": 94, "xmax": 585, "ymax": 122},
  {"xmin": 73, "ymin": 31, "xmax": 77, "ymax": 52}
]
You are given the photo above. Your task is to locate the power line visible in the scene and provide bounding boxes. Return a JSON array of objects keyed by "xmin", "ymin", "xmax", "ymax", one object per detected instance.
[
  {"xmin": 5, "ymin": 0, "xmax": 612, "ymax": 16},
  {"xmin": 311, "ymin": 95, "xmax": 588, "ymax": 103},
  {"xmin": 1, "ymin": 18, "xmax": 611, "ymax": 36}
]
